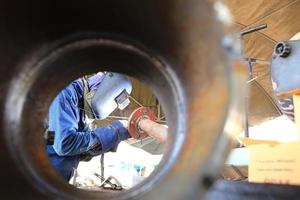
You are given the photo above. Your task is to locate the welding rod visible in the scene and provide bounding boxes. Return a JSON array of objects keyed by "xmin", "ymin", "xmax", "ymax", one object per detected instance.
[{"xmin": 240, "ymin": 24, "xmax": 267, "ymax": 36}]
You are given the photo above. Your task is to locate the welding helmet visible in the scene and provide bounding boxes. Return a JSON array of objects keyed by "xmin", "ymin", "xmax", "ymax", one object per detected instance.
[{"xmin": 89, "ymin": 72, "xmax": 132, "ymax": 120}]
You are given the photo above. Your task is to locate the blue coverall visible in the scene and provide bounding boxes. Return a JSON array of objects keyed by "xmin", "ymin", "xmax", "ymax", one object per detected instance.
[{"xmin": 47, "ymin": 76, "xmax": 129, "ymax": 180}]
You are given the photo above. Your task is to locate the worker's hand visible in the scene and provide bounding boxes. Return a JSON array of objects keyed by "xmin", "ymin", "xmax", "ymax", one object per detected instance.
[
  {"xmin": 93, "ymin": 120, "xmax": 130, "ymax": 153},
  {"xmin": 112, "ymin": 120, "xmax": 129, "ymax": 141},
  {"xmin": 118, "ymin": 120, "xmax": 128, "ymax": 128},
  {"xmin": 110, "ymin": 120, "xmax": 130, "ymax": 152}
]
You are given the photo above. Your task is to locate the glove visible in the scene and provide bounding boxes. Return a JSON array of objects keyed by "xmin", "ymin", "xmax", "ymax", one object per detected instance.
[
  {"xmin": 118, "ymin": 120, "xmax": 128, "ymax": 128},
  {"xmin": 111, "ymin": 120, "xmax": 129, "ymax": 141},
  {"xmin": 93, "ymin": 120, "xmax": 129, "ymax": 153}
]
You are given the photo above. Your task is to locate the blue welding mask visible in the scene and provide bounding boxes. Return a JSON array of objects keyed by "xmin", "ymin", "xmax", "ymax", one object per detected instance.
[{"xmin": 89, "ymin": 72, "xmax": 132, "ymax": 120}]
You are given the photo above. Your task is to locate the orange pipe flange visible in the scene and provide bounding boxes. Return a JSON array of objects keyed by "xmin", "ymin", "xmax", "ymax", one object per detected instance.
[{"xmin": 128, "ymin": 107, "xmax": 167, "ymax": 143}]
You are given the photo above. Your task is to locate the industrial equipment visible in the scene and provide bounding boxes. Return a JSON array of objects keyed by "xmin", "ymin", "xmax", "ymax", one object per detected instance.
[
  {"xmin": 128, "ymin": 107, "xmax": 167, "ymax": 143},
  {"xmin": 2, "ymin": 0, "xmax": 281, "ymax": 199},
  {"xmin": 90, "ymin": 72, "xmax": 132, "ymax": 119}
]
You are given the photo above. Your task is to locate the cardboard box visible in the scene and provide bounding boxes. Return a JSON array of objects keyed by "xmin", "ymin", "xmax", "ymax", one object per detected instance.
[{"xmin": 240, "ymin": 138, "xmax": 300, "ymax": 185}]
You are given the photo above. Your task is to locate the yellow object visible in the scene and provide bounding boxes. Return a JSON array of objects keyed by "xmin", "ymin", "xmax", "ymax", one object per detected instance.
[
  {"xmin": 239, "ymin": 138, "xmax": 279, "ymax": 147},
  {"xmin": 241, "ymin": 137, "xmax": 300, "ymax": 185},
  {"xmin": 237, "ymin": 94, "xmax": 300, "ymax": 185}
]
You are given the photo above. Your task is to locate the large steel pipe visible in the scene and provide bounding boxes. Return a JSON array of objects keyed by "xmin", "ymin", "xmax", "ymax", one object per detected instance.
[{"xmin": 0, "ymin": 0, "xmax": 238, "ymax": 199}]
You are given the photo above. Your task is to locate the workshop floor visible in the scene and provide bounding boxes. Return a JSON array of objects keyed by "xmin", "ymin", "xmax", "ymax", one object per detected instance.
[{"xmin": 69, "ymin": 141, "xmax": 163, "ymax": 189}]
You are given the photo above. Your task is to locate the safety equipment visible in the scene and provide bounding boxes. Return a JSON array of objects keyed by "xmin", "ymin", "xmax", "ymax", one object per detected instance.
[
  {"xmin": 47, "ymin": 80, "xmax": 130, "ymax": 180},
  {"xmin": 83, "ymin": 72, "xmax": 132, "ymax": 120},
  {"xmin": 82, "ymin": 77, "xmax": 97, "ymax": 119}
]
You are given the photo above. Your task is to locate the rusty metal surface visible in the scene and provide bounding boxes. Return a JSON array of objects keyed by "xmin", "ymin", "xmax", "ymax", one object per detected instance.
[{"xmin": 0, "ymin": 0, "xmax": 239, "ymax": 200}]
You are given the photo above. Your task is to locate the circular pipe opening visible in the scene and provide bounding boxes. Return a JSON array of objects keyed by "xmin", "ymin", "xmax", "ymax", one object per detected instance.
[
  {"xmin": 2, "ymin": 2, "xmax": 238, "ymax": 199},
  {"xmin": 4, "ymin": 35, "xmax": 186, "ymax": 199},
  {"xmin": 46, "ymin": 71, "xmax": 168, "ymax": 190}
]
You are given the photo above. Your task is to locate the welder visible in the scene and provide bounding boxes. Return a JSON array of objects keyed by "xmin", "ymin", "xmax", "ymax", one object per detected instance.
[{"xmin": 46, "ymin": 72, "xmax": 132, "ymax": 181}]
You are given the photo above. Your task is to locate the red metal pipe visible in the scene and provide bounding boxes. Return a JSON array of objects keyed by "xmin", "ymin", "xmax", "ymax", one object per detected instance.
[{"xmin": 138, "ymin": 118, "xmax": 167, "ymax": 143}]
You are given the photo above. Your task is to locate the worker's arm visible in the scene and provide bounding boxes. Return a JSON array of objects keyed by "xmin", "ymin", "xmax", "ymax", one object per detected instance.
[{"xmin": 48, "ymin": 85, "xmax": 129, "ymax": 156}]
